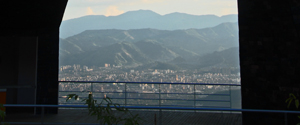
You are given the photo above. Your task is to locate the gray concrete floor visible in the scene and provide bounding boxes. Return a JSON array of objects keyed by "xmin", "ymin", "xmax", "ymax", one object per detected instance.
[{"xmin": 4, "ymin": 109, "xmax": 242, "ymax": 125}]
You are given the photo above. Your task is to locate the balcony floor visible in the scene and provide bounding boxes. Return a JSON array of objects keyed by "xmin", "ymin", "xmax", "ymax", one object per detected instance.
[{"xmin": 5, "ymin": 109, "xmax": 242, "ymax": 125}]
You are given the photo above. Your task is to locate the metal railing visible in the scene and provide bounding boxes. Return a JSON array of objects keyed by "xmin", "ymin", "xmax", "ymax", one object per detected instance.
[{"xmin": 58, "ymin": 81, "xmax": 241, "ymax": 109}]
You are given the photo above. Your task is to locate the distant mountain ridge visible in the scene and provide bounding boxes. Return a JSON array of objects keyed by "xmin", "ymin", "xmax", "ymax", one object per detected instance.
[
  {"xmin": 60, "ymin": 10, "xmax": 238, "ymax": 38},
  {"xmin": 59, "ymin": 22, "xmax": 239, "ymax": 69},
  {"xmin": 60, "ymin": 41, "xmax": 178, "ymax": 67}
]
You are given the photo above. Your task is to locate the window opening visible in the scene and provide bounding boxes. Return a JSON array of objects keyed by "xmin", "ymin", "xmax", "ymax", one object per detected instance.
[{"xmin": 59, "ymin": 0, "xmax": 240, "ymax": 110}]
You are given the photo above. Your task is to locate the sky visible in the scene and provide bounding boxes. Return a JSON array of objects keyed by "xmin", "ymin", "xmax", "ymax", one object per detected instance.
[{"xmin": 62, "ymin": 0, "xmax": 238, "ymax": 21}]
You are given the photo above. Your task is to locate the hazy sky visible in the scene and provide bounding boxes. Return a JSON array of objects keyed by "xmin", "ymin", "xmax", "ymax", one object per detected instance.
[{"xmin": 62, "ymin": 0, "xmax": 238, "ymax": 20}]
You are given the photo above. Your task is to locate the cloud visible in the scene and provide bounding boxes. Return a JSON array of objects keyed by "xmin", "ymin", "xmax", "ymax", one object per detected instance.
[
  {"xmin": 221, "ymin": 8, "xmax": 238, "ymax": 15},
  {"xmin": 86, "ymin": 7, "xmax": 96, "ymax": 15},
  {"xmin": 105, "ymin": 6, "xmax": 124, "ymax": 16},
  {"xmin": 141, "ymin": 0, "xmax": 166, "ymax": 4}
]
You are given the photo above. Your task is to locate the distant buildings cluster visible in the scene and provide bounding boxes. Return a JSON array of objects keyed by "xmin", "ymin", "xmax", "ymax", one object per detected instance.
[
  {"xmin": 59, "ymin": 64, "xmax": 240, "ymax": 107},
  {"xmin": 59, "ymin": 64, "xmax": 240, "ymax": 84}
]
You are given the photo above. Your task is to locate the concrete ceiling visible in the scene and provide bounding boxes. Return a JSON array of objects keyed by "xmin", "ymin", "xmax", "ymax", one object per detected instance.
[{"xmin": 0, "ymin": 0, "xmax": 68, "ymax": 36}]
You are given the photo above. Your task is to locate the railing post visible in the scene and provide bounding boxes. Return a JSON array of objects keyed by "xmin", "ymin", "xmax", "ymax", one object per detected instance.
[
  {"xmin": 91, "ymin": 83, "xmax": 93, "ymax": 93},
  {"xmin": 194, "ymin": 84, "xmax": 196, "ymax": 112},
  {"xmin": 229, "ymin": 85, "xmax": 232, "ymax": 113},
  {"xmin": 125, "ymin": 83, "xmax": 127, "ymax": 106},
  {"xmin": 41, "ymin": 106, "xmax": 44, "ymax": 125},
  {"xmin": 159, "ymin": 84, "xmax": 161, "ymax": 107},
  {"xmin": 159, "ymin": 84, "xmax": 162, "ymax": 125},
  {"xmin": 285, "ymin": 112, "xmax": 287, "ymax": 125},
  {"xmin": 159, "ymin": 107, "xmax": 162, "ymax": 125}
]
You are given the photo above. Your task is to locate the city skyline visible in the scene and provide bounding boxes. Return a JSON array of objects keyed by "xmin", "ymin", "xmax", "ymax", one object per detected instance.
[{"xmin": 59, "ymin": 64, "xmax": 240, "ymax": 84}]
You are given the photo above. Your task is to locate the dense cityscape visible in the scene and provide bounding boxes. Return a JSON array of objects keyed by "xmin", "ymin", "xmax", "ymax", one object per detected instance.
[
  {"xmin": 59, "ymin": 64, "xmax": 240, "ymax": 84},
  {"xmin": 59, "ymin": 64, "xmax": 241, "ymax": 108}
]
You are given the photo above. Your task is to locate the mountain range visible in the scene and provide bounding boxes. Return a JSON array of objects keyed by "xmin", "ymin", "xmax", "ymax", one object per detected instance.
[
  {"xmin": 59, "ymin": 22, "xmax": 239, "ymax": 69},
  {"xmin": 60, "ymin": 10, "xmax": 238, "ymax": 38}
]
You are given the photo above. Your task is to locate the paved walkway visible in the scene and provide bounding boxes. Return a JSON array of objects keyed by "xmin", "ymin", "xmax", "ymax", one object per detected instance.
[{"xmin": 5, "ymin": 109, "xmax": 242, "ymax": 125}]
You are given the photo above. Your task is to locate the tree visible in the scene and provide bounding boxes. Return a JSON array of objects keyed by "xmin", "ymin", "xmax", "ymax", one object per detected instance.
[{"xmin": 66, "ymin": 93, "xmax": 143, "ymax": 125}]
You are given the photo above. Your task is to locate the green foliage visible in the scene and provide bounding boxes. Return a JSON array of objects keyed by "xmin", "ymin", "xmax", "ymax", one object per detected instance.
[
  {"xmin": 65, "ymin": 94, "xmax": 79, "ymax": 101},
  {"xmin": 66, "ymin": 93, "xmax": 143, "ymax": 125},
  {"xmin": 0, "ymin": 104, "xmax": 5, "ymax": 122},
  {"xmin": 286, "ymin": 93, "xmax": 300, "ymax": 125},
  {"xmin": 286, "ymin": 93, "xmax": 299, "ymax": 109},
  {"xmin": 0, "ymin": 104, "xmax": 9, "ymax": 125}
]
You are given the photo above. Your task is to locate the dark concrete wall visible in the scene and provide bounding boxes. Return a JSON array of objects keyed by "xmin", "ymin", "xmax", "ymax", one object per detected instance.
[
  {"xmin": 238, "ymin": 0, "xmax": 300, "ymax": 124},
  {"xmin": 0, "ymin": 37, "xmax": 38, "ymax": 113},
  {"xmin": 0, "ymin": 37, "xmax": 20, "ymax": 87},
  {"xmin": 0, "ymin": 0, "xmax": 67, "ymax": 114},
  {"xmin": 0, "ymin": 37, "xmax": 20, "ymax": 105},
  {"xmin": 36, "ymin": 32, "xmax": 60, "ymax": 114},
  {"xmin": 0, "ymin": 33, "xmax": 60, "ymax": 114},
  {"xmin": 17, "ymin": 37, "xmax": 37, "ymax": 105}
]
